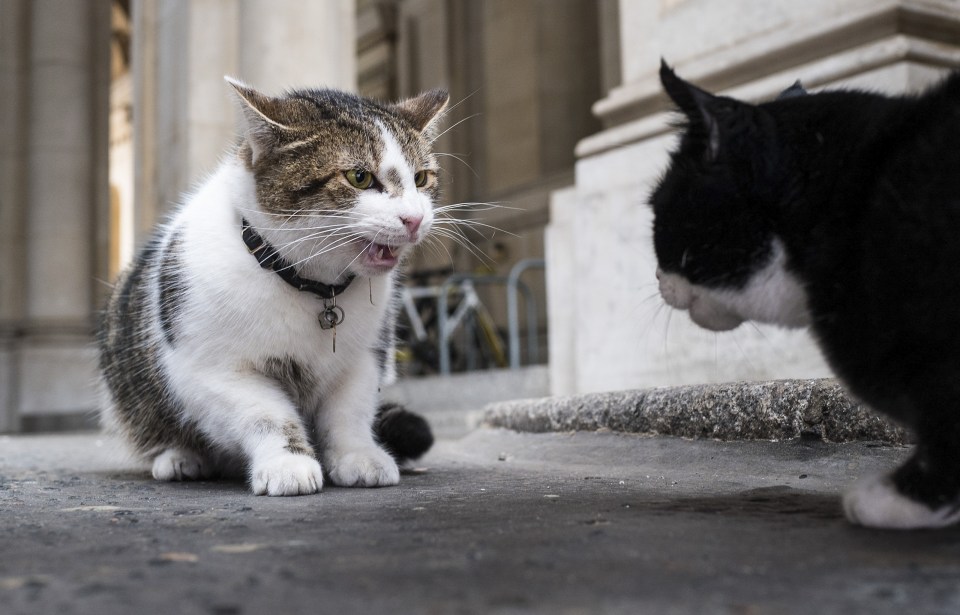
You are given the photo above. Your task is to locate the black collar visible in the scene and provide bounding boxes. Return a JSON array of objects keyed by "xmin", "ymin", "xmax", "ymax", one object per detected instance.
[{"xmin": 241, "ymin": 218, "xmax": 354, "ymax": 300}]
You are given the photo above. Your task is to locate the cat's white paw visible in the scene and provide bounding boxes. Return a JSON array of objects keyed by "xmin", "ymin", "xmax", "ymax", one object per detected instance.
[
  {"xmin": 152, "ymin": 448, "xmax": 210, "ymax": 481},
  {"xmin": 843, "ymin": 474, "xmax": 960, "ymax": 529},
  {"xmin": 250, "ymin": 453, "xmax": 323, "ymax": 496},
  {"xmin": 326, "ymin": 447, "xmax": 400, "ymax": 487}
]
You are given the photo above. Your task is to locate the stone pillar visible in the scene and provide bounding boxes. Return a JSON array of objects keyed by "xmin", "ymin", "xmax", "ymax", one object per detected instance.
[
  {"xmin": 549, "ymin": 0, "xmax": 960, "ymax": 395},
  {"xmin": 131, "ymin": 0, "xmax": 356, "ymax": 241},
  {"xmin": 0, "ymin": 0, "xmax": 30, "ymax": 432},
  {"xmin": 0, "ymin": 0, "xmax": 111, "ymax": 431}
]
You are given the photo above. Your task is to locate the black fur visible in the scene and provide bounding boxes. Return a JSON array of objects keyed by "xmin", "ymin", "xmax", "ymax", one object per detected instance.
[
  {"xmin": 651, "ymin": 63, "xmax": 960, "ymax": 514},
  {"xmin": 374, "ymin": 402, "xmax": 434, "ymax": 462}
]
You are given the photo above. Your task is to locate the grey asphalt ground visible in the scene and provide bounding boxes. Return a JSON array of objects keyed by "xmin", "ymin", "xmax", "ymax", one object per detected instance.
[{"xmin": 2, "ymin": 428, "xmax": 959, "ymax": 615}]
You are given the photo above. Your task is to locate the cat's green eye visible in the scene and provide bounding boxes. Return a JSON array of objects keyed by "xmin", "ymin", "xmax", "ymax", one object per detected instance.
[
  {"xmin": 414, "ymin": 171, "xmax": 429, "ymax": 188},
  {"xmin": 345, "ymin": 169, "xmax": 374, "ymax": 190}
]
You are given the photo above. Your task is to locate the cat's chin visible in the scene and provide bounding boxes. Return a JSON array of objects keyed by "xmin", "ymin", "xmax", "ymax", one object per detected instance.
[{"xmin": 688, "ymin": 297, "xmax": 743, "ymax": 331}]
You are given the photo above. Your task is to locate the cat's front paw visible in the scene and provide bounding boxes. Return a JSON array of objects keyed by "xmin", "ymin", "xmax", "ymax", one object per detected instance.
[
  {"xmin": 250, "ymin": 453, "xmax": 323, "ymax": 496},
  {"xmin": 152, "ymin": 448, "xmax": 211, "ymax": 481},
  {"xmin": 326, "ymin": 447, "xmax": 400, "ymax": 487},
  {"xmin": 843, "ymin": 474, "xmax": 960, "ymax": 529}
]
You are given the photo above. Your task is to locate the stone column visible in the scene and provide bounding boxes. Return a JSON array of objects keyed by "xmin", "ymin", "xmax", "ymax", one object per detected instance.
[
  {"xmin": 549, "ymin": 0, "xmax": 960, "ymax": 395},
  {"xmin": 0, "ymin": 0, "xmax": 30, "ymax": 432},
  {"xmin": 0, "ymin": 0, "xmax": 111, "ymax": 431},
  {"xmin": 131, "ymin": 0, "xmax": 356, "ymax": 241}
]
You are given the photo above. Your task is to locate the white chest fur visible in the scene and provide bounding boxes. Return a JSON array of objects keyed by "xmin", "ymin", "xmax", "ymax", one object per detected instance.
[{"xmin": 160, "ymin": 159, "xmax": 394, "ymax": 393}]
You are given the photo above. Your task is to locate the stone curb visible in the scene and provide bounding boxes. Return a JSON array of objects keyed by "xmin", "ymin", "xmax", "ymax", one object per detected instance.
[{"xmin": 482, "ymin": 378, "xmax": 910, "ymax": 445}]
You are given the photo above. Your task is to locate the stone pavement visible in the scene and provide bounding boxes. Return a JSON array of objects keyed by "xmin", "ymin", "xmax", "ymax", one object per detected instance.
[{"xmin": 2, "ymin": 427, "xmax": 959, "ymax": 615}]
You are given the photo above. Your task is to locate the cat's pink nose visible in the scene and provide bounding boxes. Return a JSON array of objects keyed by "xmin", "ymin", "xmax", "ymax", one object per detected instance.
[{"xmin": 401, "ymin": 215, "xmax": 422, "ymax": 237}]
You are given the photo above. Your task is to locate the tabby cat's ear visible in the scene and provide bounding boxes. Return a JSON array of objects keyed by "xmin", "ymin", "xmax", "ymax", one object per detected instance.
[
  {"xmin": 393, "ymin": 89, "xmax": 449, "ymax": 134},
  {"xmin": 659, "ymin": 60, "xmax": 727, "ymax": 161},
  {"xmin": 225, "ymin": 76, "xmax": 294, "ymax": 165}
]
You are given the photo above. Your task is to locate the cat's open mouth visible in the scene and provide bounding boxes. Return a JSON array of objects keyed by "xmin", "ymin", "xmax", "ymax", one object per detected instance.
[{"xmin": 365, "ymin": 242, "xmax": 402, "ymax": 268}]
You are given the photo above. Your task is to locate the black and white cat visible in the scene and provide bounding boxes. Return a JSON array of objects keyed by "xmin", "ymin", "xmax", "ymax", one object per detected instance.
[
  {"xmin": 651, "ymin": 60, "xmax": 960, "ymax": 529},
  {"xmin": 98, "ymin": 79, "xmax": 445, "ymax": 495}
]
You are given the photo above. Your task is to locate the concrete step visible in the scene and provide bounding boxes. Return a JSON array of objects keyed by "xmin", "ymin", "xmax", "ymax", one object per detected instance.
[
  {"xmin": 483, "ymin": 378, "xmax": 909, "ymax": 444},
  {"xmin": 382, "ymin": 365, "xmax": 550, "ymax": 438}
]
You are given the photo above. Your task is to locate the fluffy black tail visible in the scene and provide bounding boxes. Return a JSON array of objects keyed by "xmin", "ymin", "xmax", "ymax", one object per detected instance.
[{"xmin": 374, "ymin": 403, "xmax": 434, "ymax": 462}]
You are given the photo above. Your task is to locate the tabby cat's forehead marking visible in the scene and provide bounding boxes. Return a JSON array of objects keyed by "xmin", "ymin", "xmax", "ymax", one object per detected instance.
[{"xmin": 376, "ymin": 120, "xmax": 418, "ymax": 195}]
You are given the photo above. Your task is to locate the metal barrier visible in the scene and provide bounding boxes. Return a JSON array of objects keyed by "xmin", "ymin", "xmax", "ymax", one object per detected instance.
[
  {"xmin": 399, "ymin": 261, "xmax": 545, "ymax": 375},
  {"xmin": 506, "ymin": 258, "xmax": 545, "ymax": 370}
]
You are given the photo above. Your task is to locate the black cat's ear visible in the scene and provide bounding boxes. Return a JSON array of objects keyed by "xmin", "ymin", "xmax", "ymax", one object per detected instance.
[
  {"xmin": 393, "ymin": 89, "xmax": 449, "ymax": 135},
  {"xmin": 777, "ymin": 80, "xmax": 807, "ymax": 100},
  {"xmin": 225, "ymin": 76, "xmax": 295, "ymax": 164},
  {"xmin": 659, "ymin": 59, "xmax": 722, "ymax": 161}
]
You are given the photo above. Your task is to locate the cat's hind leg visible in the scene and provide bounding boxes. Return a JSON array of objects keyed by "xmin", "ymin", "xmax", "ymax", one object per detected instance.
[{"xmin": 151, "ymin": 447, "xmax": 213, "ymax": 481}]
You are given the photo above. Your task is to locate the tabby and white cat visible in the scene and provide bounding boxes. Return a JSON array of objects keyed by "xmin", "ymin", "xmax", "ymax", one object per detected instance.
[
  {"xmin": 98, "ymin": 79, "xmax": 445, "ymax": 495},
  {"xmin": 652, "ymin": 61, "xmax": 960, "ymax": 529}
]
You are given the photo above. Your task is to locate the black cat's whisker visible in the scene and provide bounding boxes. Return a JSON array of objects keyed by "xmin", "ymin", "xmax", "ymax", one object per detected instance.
[
  {"xmin": 636, "ymin": 299, "xmax": 667, "ymax": 341},
  {"xmin": 729, "ymin": 333, "xmax": 760, "ymax": 373},
  {"xmin": 663, "ymin": 308, "xmax": 675, "ymax": 354}
]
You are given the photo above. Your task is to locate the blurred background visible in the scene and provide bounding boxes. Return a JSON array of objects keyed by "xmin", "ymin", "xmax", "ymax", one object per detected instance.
[{"xmin": 2, "ymin": 0, "xmax": 958, "ymax": 435}]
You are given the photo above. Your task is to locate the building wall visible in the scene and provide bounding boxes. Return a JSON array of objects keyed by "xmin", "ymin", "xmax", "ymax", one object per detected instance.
[
  {"xmin": 10, "ymin": 0, "xmax": 949, "ymax": 427},
  {"xmin": 358, "ymin": 0, "xmax": 602, "ymax": 372},
  {"xmin": 548, "ymin": 0, "xmax": 960, "ymax": 395},
  {"xmin": 132, "ymin": 0, "xmax": 357, "ymax": 243},
  {"xmin": 0, "ymin": 0, "xmax": 358, "ymax": 432},
  {"xmin": 0, "ymin": 0, "xmax": 112, "ymax": 431}
]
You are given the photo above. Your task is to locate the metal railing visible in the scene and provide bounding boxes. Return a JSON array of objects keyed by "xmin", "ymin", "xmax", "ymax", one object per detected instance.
[{"xmin": 398, "ymin": 259, "xmax": 546, "ymax": 375}]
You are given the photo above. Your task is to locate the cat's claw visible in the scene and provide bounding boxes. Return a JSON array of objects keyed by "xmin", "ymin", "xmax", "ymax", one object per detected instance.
[
  {"xmin": 326, "ymin": 447, "xmax": 400, "ymax": 487},
  {"xmin": 152, "ymin": 448, "xmax": 210, "ymax": 481},
  {"xmin": 250, "ymin": 453, "xmax": 324, "ymax": 496},
  {"xmin": 843, "ymin": 474, "xmax": 960, "ymax": 529}
]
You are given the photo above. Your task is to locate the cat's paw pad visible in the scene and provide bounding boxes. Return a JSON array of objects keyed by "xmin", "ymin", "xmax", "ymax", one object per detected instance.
[
  {"xmin": 326, "ymin": 448, "xmax": 400, "ymax": 487},
  {"xmin": 250, "ymin": 453, "xmax": 323, "ymax": 496},
  {"xmin": 152, "ymin": 448, "xmax": 210, "ymax": 481},
  {"xmin": 843, "ymin": 474, "xmax": 960, "ymax": 529}
]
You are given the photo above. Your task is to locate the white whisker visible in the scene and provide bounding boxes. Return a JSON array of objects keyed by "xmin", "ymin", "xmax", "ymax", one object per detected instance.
[{"xmin": 430, "ymin": 113, "xmax": 481, "ymax": 144}]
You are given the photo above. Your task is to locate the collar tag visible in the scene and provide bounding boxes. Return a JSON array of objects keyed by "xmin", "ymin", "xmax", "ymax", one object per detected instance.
[
  {"xmin": 319, "ymin": 304, "xmax": 345, "ymax": 330},
  {"xmin": 241, "ymin": 218, "xmax": 355, "ymax": 348}
]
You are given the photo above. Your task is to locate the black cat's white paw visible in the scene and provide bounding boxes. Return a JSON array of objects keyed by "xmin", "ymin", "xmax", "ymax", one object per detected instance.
[{"xmin": 843, "ymin": 474, "xmax": 960, "ymax": 529}]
